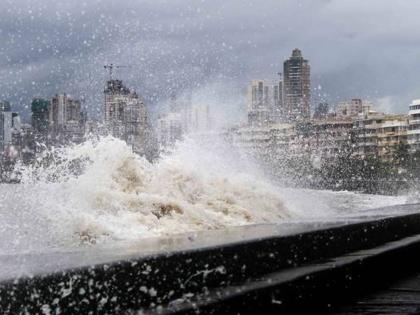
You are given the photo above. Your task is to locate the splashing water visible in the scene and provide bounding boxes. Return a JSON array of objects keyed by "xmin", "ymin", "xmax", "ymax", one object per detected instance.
[
  {"xmin": 0, "ymin": 136, "xmax": 408, "ymax": 254},
  {"xmin": 2, "ymin": 136, "xmax": 294, "ymax": 251}
]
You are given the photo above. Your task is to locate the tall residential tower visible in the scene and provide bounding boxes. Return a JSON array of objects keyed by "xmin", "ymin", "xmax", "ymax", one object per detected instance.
[
  {"xmin": 283, "ymin": 48, "xmax": 311, "ymax": 121},
  {"xmin": 49, "ymin": 94, "xmax": 84, "ymax": 142},
  {"xmin": 104, "ymin": 79, "xmax": 150, "ymax": 156}
]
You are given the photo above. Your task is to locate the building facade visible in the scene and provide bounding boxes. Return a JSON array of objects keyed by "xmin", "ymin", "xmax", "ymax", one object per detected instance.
[
  {"xmin": 247, "ymin": 80, "xmax": 283, "ymax": 125},
  {"xmin": 156, "ymin": 112, "xmax": 183, "ymax": 149},
  {"xmin": 283, "ymin": 49, "xmax": 311, "ymax": 121},
  {"xmin": 376, "ymin": 115, "xmax": 408, "ymax": 159},
  {"xmin": 408, "ymin": 99, "xmax": 420, "ymax": 152},
  {"xmin": 353, "ymin": 113, "xmax": 408, "ymax": 160},
  {"xmin": 104, "ymin": 80, "xmax": 131, "ymax": 130},
  {"xmin": 0, "ymin": 106, "xmax": 13, "ymax": 154},
  {"xmin": 0, "ymin": 102, "xmax": 25, "ymax": 160},
  {"xmin": 156, "ymin": 97, "xmax": 213, "ymax": 150},
  {"xmin": 185, "ymin": 103, "xmax": 211, "ymax": 134},
  {"xmin": 49, "ymin": 94, "xmax": 84, "ymax": 143},
  {"xmin": 104, "ymin": 79, "xmax": 150, "ymax": 155},
  {"xmin": 31, "ymin": 98, "xmax": 50, "ymax": 136},
  {"xmin": 336, "ymin": 99, "xmax": 373, "ymax": 119},
  {"xmin": 247, "ymin": 80, "xmax": 271, "ymax": 126}
]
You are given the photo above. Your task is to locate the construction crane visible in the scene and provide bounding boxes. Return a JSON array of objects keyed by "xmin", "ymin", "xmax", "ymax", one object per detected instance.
[{"xmin": 104, "ymin": 64, "xmax": 130, "ymax": 80}]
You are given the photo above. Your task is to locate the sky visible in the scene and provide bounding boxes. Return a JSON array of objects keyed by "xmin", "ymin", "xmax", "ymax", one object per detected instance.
[{"xmin": 1, "ymin": 0, "xmax": 420, "ymax": 121}]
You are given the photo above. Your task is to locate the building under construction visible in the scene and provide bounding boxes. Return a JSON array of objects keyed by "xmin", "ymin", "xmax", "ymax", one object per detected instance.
[{"xmin": 104, "ymin": 79, "xmax": 152, "ymax": 157}]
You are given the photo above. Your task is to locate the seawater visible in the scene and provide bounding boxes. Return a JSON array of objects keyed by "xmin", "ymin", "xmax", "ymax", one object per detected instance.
[{"xmin": 0, "ymin": 136, "xmax": 408, "ymax": 254}]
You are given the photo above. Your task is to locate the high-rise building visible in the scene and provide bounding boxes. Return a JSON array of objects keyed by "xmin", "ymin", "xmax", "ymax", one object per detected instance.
[
  {"xmin": 49, "ymin": 94, "xmax": 85, "ymax": 143},
  {"xmin": 104, "ymin": 79, "xmax": 150, "ymax": 155},
  {"xmin": 156, "ymin": 94, "xmax": 214, "ymax": 150},
  {"xmin": 124, "ymin": 98, "xmax": 149, "ymax": 154},
  {"xmin": 49, "ymin": 94, "xmax": 67, "ymax": 129},
  {"xmin": 156, "ymin": 112, "xmax": 183, "ymax": 149},
  {"xmin": 185, "ymin": 103, "xmax": 212, "ymax": 133},
  {"xmin": 0, "ymin": 102, "xmax": 22, "ymax": 158},
  {"xmin": 31, "ymin": 98, "xmax": 50, "ymax": 136},
  {"xmin": 15, "ymin": 123, "xmax": 35, "ymax": 162},
  {"xmin": 248, "ymin": 80, "xmax": 269, "ymax": 110},
  {"xmin": 272, "ymin": 77, "xmax": 284, "ymax": 122},
  {"xmin": 104, "ymin": 80, "xmax": 131, "ymax": 127},
  {"xmin": 247, "ymin": 80, "xmax": 282, "ymax": 125},
  {"xmin": 283, "ymin": 48, "xmax": 311, "ymax": 121},
  {"xmin": 0, "ymin": 104, "xmax": 13, "ymax": 154}
]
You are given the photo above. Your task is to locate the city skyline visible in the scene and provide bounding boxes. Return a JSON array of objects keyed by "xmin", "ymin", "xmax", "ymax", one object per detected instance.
[
  {"xmin": 1, "ymin": 0, "xmax": 420, "ymax": 119},
  {"xmin": 1, "ymin": 45, "xmax": 419, "ymax": 135}
]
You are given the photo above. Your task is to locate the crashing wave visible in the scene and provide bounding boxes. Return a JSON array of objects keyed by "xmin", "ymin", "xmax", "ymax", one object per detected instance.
[{"xmin": 10, "ymin": 136, "xmax": 291, "ymax": 246}]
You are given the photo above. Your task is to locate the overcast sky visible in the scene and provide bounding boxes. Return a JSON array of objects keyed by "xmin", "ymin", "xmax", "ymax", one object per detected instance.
[{"xmin": 1, "ymin": 0, "xmax": 420, "ymax": 121}]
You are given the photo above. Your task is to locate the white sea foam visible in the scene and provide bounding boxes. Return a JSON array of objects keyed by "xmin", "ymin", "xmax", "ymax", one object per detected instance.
[
  {"xmin": 4, "ymin": 136, "xmax": 294, "ymax": 249},
  {"xmin": 0, "ymin": 135, "xmax": 408, "ymax": 253}
]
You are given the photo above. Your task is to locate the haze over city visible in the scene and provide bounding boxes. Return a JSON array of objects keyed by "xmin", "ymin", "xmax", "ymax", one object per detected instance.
[{"xmin": 1, "ymin": 0, "xmax": 420, "ymax": 120}]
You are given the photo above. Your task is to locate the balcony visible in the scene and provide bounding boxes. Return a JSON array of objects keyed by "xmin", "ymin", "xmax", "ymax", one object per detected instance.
[{"xmin": 407, "ymin": 129, "xmax": 420, "ymax": 135}]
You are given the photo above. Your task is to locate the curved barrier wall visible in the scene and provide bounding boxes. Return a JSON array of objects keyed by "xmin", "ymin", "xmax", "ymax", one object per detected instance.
[{"xmin": 1, "ymin": 204, "xmax": 420, "ymax": 314}]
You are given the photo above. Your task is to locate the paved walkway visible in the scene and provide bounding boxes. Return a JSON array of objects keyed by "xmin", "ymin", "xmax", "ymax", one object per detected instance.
[{"xmin": 332, "ymin": 272, "xmax": 420, "ymax": 314}]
